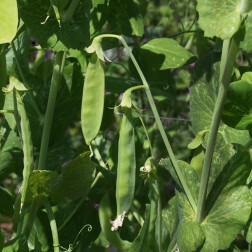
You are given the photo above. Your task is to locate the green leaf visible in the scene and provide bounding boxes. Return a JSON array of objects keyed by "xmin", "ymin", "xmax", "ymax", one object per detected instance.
[
  {"xmin": 28, "ymin": 216, "xmax": 50, "ymax": 252},
  {"xmin": 2, "ymin": 76, "xmax": 28, "ymax": 94},
  {"xmin": 0, "ymin": 130, "xmax": 23, "ymax": 180},
  {"xmin": 176, "ymin": 192, "xmax": 205, "ymax": 252},
  {"xmin": 160, "ymin": 159, "xmax": 200, "ymax": 203},
  {"xmin": 0, "ymin": 0, "xmax": 18, "ymax": 44},
  {"xmin": 239, "ymin": 12, "xmax": 252, "ymax": 53},
  {"xmin": 190, "ymin": 56, "xmax": 250, "ymax": 145},
  {"xmin": 196, "ymin": 0, "xmax": 245, "ymax": 39},
  {"xmin": 201, "ymin": 186, "xmax": 252, "ymax": 251},
  {"xmin": 90, "ymin": 0, "xmax": 109, "ymax": 37},
  {"xmin": 108, "ymin": 0, "xmax": 144, "ymax": 37},
  {"xmin": 188, "ymin": 130, "xmax": 208, "ymax": 149},
  {"xmin": 52, "ymin": 153, "xmax": 96, "ymax": 202},
  {"xmin": 161, "ymin": 196, "xmax": 179, "ymax": 252},
  {"xmin": 241, "ymin": 72, "xmax": 252, "ymax": 83},
  {"xmin": 206, "ymin": 150, "xmax": 251, "ymax": 213},
  {"xmin": 0, "ymin": 229, "xmax": 4, "ymax": 251},
  {"xmin": 141, "ymin": 38, "xmax": 195, "ymax": 70},
  {"xmin": 18, "ymin": 0, "xmax": 91, "ymax": 51},
  {"xmin": 0, "ymin": 187, "xmax": 13, "ymax": 216},
  {"xmin": 222, "ymin": 79, "xmax": 252, "ymax": 130},
  {"xmin": 25, "ymin": 170, "xmax": 58, "ymax": 203},
  {"xmin": 3, "ymin": 235, "xmax": 29, "ymax": 252}
]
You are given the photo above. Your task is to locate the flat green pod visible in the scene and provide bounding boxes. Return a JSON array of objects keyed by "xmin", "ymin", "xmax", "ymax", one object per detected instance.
[{"xmin": 81, "ymin": 53, "xmax": 105, "ymax": 145}]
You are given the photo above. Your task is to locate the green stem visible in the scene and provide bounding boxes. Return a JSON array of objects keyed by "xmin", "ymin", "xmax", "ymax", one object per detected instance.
[
  {"xmin": 22, "ymin": 198, "xmax": 40, "ymax": 238},
  {"xmin": 0, "ymin": 51, "xmax": 8, "ymax": 109},
  {"xmin": 62, "ymin": 0, "xmax": 80, "ymax": 22},
  {"xmin": 43, "ymin": 198, "xmax": 60, "ymax": 252},
  {"xmin": 119, "ymin": 36, "xmax": 197, "ymax": 212},
  {"xmin": 38, "ymin": 52, "xmax": 65, "ymax": 171},
  {"xmin": 139, "ymin": 117, "xmax": 154, "ymax": 156},
  {"xmin": 0, "ymin": 110, "xmax": 14, "ymax": 114},
  {"xmin": 13, "ymin": 90, "xmax": 22, "ymax": 138},
  {"xmin": 155, "ymin": 181, "xmax": 162, "ymax": 252},
  {"xmin": 196, "ymin": 39, "xmax": 239, "ymax": 223},
  {"xmin": 11, "ymin": 42, "xmax": 43, "ymax": 120},
  {"xmin": 16, "ymin": 91, "xmax": 34, "ymax": 205}
]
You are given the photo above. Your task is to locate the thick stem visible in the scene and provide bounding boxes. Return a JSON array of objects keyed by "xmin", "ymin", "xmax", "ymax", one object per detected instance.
[
  {"xmin": 38, "ymin": 52, "xmax": 65, "ymax": 171},
  {"xmin": 196, "ymin": 39, "xmax": 239, "ymax": 223},
  {"xmin": 62, "ymin": 0, "xmax": 80, "ymax": 22},
  {"xmin": 43, "ymin": 198, "xmax": 60, "ymax": 252},
  {"xmin": 119, "ymin": 36, "xmax": 197, "ymax": 212}
]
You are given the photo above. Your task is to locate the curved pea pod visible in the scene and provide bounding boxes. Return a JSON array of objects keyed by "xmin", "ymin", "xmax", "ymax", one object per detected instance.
[
  {"xmin": 81, "ymin": 53, "xmax": 105, "ymax": 145},
  {"xmin": 98, "ymin": 194, "xmax": 131, "ymax": 250},
  {"xmin": 112, "ymin": 108, "xmax": 136, "ymax": 230}
]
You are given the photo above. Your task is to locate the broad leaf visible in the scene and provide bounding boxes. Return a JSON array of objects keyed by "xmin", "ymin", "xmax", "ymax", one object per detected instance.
[
  {"xmin": 25, "ymin": 170, "xmax": 58, "ymax": 203},
  {"xmin": 108, "ymin": 0, "xmax": 144, "ymax": 37},
  {"xmin": 190, "ymin": 55, "xmax": 250, "ymax": 145},
  {"xmin": 201, "ymin": 186, "xmax": 252, "ymax": 251},
  {"xmin": 141, "ymin": 38, "xmax": 195, "ymax": 70},
  {"xmin": 52, "ymin": 153, "xmax": 96, "ymax": 202},
  {"xmin": 177, "ymin": 192, "xmax": 205, "ymax": 252},
  {"xmin": 18, "ymin": 0, "xmax": 91, "ymax": 51},
  {"xmin": 0, "ymin": 0, "xmax": 18, "ymax": 44},
  {"xmin": 160, "ymin": 159, "xmax": 200, "ymax": 203},
  {"xmin": 239, "ymin": 12, "xmax": 252, "ymax": 53},
  {"xmin": 0, "ymin": 187, "xmax": 13, "ymax": 216},
  {"xmin": 161, "ymin": 196, "xmax": 179, "ymax": 252},
  {"xmin": 222, "ymin": 79, "xmax": 252, "ymax": 130},
  {"xmin": 197, "ymin": 0, "xmax": 245, "ymax": 39},
  {"xmin": 206, "ymin": 150, "xmax": 251, "ymax": 213}
]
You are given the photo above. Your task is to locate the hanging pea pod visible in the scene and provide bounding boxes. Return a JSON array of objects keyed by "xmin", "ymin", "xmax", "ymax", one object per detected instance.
[
  {"xmin": 111, "ymin": 108, "xmax": 135, "ymax": 231},
  {"xmin": 81, "ymin": 53, "xmax": 105, "ymax": 146},
  {"xmin": 99, "ymin": 194, "xmax": 131, "ymax": 250}
]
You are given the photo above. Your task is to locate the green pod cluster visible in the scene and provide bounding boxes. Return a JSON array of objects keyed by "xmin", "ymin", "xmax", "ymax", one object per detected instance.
[
  {"xmin": 81, "ymin": 53, "xmax": 105, "ymax": 146},
  {"xmin": 115, "ymin": 108, "xmax": 136, "ymax": 219},
  {"xmin": 16, "ymin": 91, "xmax": 34, "ymax": 204},
  {"xmin": 98, "ymin": 194, "xmax": 131, "ymax": 250}
]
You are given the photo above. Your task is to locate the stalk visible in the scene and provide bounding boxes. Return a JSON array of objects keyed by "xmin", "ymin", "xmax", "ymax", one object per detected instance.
[
  {"xmin": 196, "ymin": 39, "xmax": 239, "ymax": 223},
  {"xmin": 62, "ymin": 0, "xmax": 80, "ymax": 22},
  {"xmin": 43, "ymin": 198, "xmax": 60, "ymax": 252},
  {"xmin": 196, "ymin": 0, "xmax": 249, "ymax": 222},
  {"xmin": 38, "ymin": 52, "xmax": 65, "ymax": 171}
]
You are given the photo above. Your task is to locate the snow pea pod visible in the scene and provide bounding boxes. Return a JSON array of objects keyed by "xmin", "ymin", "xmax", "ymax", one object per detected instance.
[
  {"xmin": 111, "ymin": 108, "xmax": 136, "ymax": 230},
  {"xmin": 99, "ymin": 194, "xmax": 131, "ymax": 250},
  {"xmin": 16, "ymin": 91, "xmax": 34, "ymax": 204},
  {"xmin": 81, "ymin": 53, "xmax": 105, "ymax": 146}
]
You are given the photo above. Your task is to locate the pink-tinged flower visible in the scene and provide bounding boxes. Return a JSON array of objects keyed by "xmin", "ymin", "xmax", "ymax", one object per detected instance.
[{"xmin": 190, "ymin": 62, "xmax": 195, "ymax": 68}]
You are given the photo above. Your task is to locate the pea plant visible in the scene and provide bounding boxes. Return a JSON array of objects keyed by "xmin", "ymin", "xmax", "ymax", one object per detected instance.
[{"xmin": 1, "ymin": 0, "xmax": 252, "ymax": 251}]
